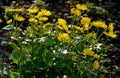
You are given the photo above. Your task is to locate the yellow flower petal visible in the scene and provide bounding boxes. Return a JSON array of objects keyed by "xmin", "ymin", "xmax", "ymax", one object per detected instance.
[
  {"xmin": 38, "ymin": 17, "xmax": 48, "ymax": 21},
  {"xmin": 86, "ymin": 32, "xmax": 96, "ymax": 39},
  {"xmin": 29, "ymin": 18, "xmax": 38, "ymax": 23},
  {"xmin": 7, "ymin": 19, "xmax": 12, "ymax": 24},
  {"xmin": 81, "ymin": 17, "xmax": 91, "ymax": 25},
  {"xmin": 92, "ymin": 21, "xmax": 107, "ymax": 29},
  {"xmin": 108, "ymin": 23, "xmax": 114, "ymax": 32},
  {"xmin": 28, "ymin": 7, "xmax": 39, "ymax": 13},
  {"xmin": 71, "ymin": 8, "xmax": 81, "ymax": 16},
  {"xmin": 0, "ymin": 18, "xmax": 2, "ymax": 23},
  {"xmin": 104, "ymin": 31, "xmax": 117, "ymax": 38},
  {"xmin": 57, "ymin": 33, "xmax": 69, "ymax": 42},
  {"xmin": 93, "ymin": 54, "xmax": 100, "ymax": 59},
  {"xmin": 14, "ymin": 14, "xmax": 25, "ymax": 21},
  {"xmin": 93, "ymin": 60, "xmax": 100, "ymax": 69},
  {"xmin": 83, "ymin": 48, "xmax": 94, "ymax": 56},
  {"xmin": 76, "ymin": 4, "xmax": 88, "ymax": 10}
]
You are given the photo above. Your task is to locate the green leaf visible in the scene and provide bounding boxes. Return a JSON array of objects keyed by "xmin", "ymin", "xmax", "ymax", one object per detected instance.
[
  {"xmin": 12, "ymin": 48, "xmax": 22, "ymax": 64},
  {"xmin": 0, "ymin": 62, "xmax": 4, "ymax": 71},
  {"xmin": 10, "ymin": 71, "xmax": 14, "ymax": 78},
  {"xmin": 8, "ymin": 42, "xmax": 18, "ymax": 49}
]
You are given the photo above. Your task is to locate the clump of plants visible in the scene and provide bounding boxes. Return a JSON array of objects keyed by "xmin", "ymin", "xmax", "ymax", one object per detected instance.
[{"xmin": 0, "ymin": 0, "xmax": 117, "ymax": 78}]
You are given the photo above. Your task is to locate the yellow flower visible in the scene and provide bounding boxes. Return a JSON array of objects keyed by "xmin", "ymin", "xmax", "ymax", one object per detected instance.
[
  {"xmin": 36, "ymin": 11, "xmax": 43, "ymax": 17},
  {"xmin": 14, "ymin": 14, "xmax": 25, "ymax": 21},
  {"xmin": 7, "ymin": 19, "xmax": 12, "ymax": 24},
  {"xmin": 84, "ymin": 24, "xmax": 90, "ymax": 30},
  {"xmin": 103, "ymin": 31, "xmax": 117, "ymax": 38},
  {"xmin": 80, "ymin": 17, "xmax": 91, "ymax": 30},
  {"xmin": 75, "ymin": 4, "xmax": 88, "ymax": 10},
  {"xmin": 61, "ymin": 25, "xmax": 70, "ymax": 33},
  {"xmin": 29, "ymin": 18, "xmax": 38, "ymax": 23},
  {"xmin": 57, "ymin": 18, "xmax": 67, "ymax": 26},
  {"xmin": 110, "ymin": 44, "xmax": 113, "ymax": 47},
  {"xmin": 57, "ymin": 33, "xmax": 69, "ymax": 42},
  {"xmin": 5, "ymin": 8, "xmax": 14, "ymax": 12},
  {"xmin": 0, "ymin": 18, "xmax": 2, "ymax": 23},
  {"xmin": 108, "ymin": 23, "xmax": 114, "ymax": 32},
  {"xmin": 81, "ymin": 17, "xmax": 91, "ymax": 25},
  {"xmin": 92, "ymin": 21, "xmax": 107, "ymax": 29},
  {"xmin": 93, "ymin": 60, "xmax": 100, "ymax": 69},
  {"xmin": 5, "ymin": 8, "xmax": 24, "ymax": 12},
  {"xmin": 103, "ymin": 22, "xmax": 117, "ymax": 38},
  {"xmin": 36, "ymin": 9, "xmax": 51, "ymax": 17},
  {"xmin": 56, "ymin": 18, "xmax": 70, "ymax": 33},
  {"xmin": 71, "ymin": 8, "xmax": 81, "ymax": 16},
  {"xmin": 86, "ymin": 32, "xmax": 96, "ymax": 39},
  {"xmin": 41, "ymin": 9, "xmax": 51, "ymax": 16},
  {"xmin": 83, "ymin": 48, "xmax": 94, "ymax": 56},
  {"xmin": 38, "ymin": 17, "xmax": 48, "ymax": 21},
  {"xmin": 93, "ymin": 54, "xmax": 100, "ymax": 59},
  {"xmin": 62, "ymin": 25, "xmax": 69, "ymax": 31},
  {"xmin": 44, "ymin": 9, "xmax": 51, "ymax": 16},
  {"xmin": 14, "ymin": 8, "xmax": 24, "ymax": 12},
  {"xmin": 28, "ymin": 7, "xmax": 39, "ymax": 13}
]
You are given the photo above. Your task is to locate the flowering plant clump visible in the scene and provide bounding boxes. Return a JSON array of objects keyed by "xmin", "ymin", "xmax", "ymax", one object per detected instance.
[{"xmin": 0, "ymin": 0, "xmax": 117, "ymax": 78}]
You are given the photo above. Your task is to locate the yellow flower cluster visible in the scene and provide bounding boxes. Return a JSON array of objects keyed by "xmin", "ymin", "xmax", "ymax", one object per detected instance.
[
  {"xmin": 71, "ymin": 3, "xmax": 87, "ymax": 16},
  {"xmin": 0, "ymin": 18, "xmax": 2, "ymax": 23},
  {"xmin": 14, "ymin": 14, "xmax": 25, "ymax": 21},
  {"xmin": 3, "ymin": 1, "xmax": 116, "ymax": 72},
  {"xmin": 28, "ymin": 7, "xmax": 39, "ymax": 13},
  {"xmin": 5, "ymin": 8, "xmax": 24, "ymax": 12},
  {"xmin": 35, "ymin": 9, "xmax": 51, "ymax": 21},
  {"xmin": 83, "ymin": 48, "xmax": 100, "ymax": 69},
  {"xmin": 92, "ymin": 21, "xmax": 107, "ymax": 29},
  {"xmin": 103, "ymin": 23, "xmax": 117, "ymax": 38},
  {"xmin": 56, "ymin": 18, "xmax": 70, "ymax": 33},
  {"xmin": 57, "ymin": 33, "xmax": 69, "ymax": 42},
  {"xmin": 93, "ymin": 60, "xmax": 100, "ymax": 69}
]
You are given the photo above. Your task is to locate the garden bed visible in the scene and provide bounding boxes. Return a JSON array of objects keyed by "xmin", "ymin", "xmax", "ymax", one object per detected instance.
[{"xmin": 0, "ymin": 0, "xmax": 120, "ymax": 78}]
